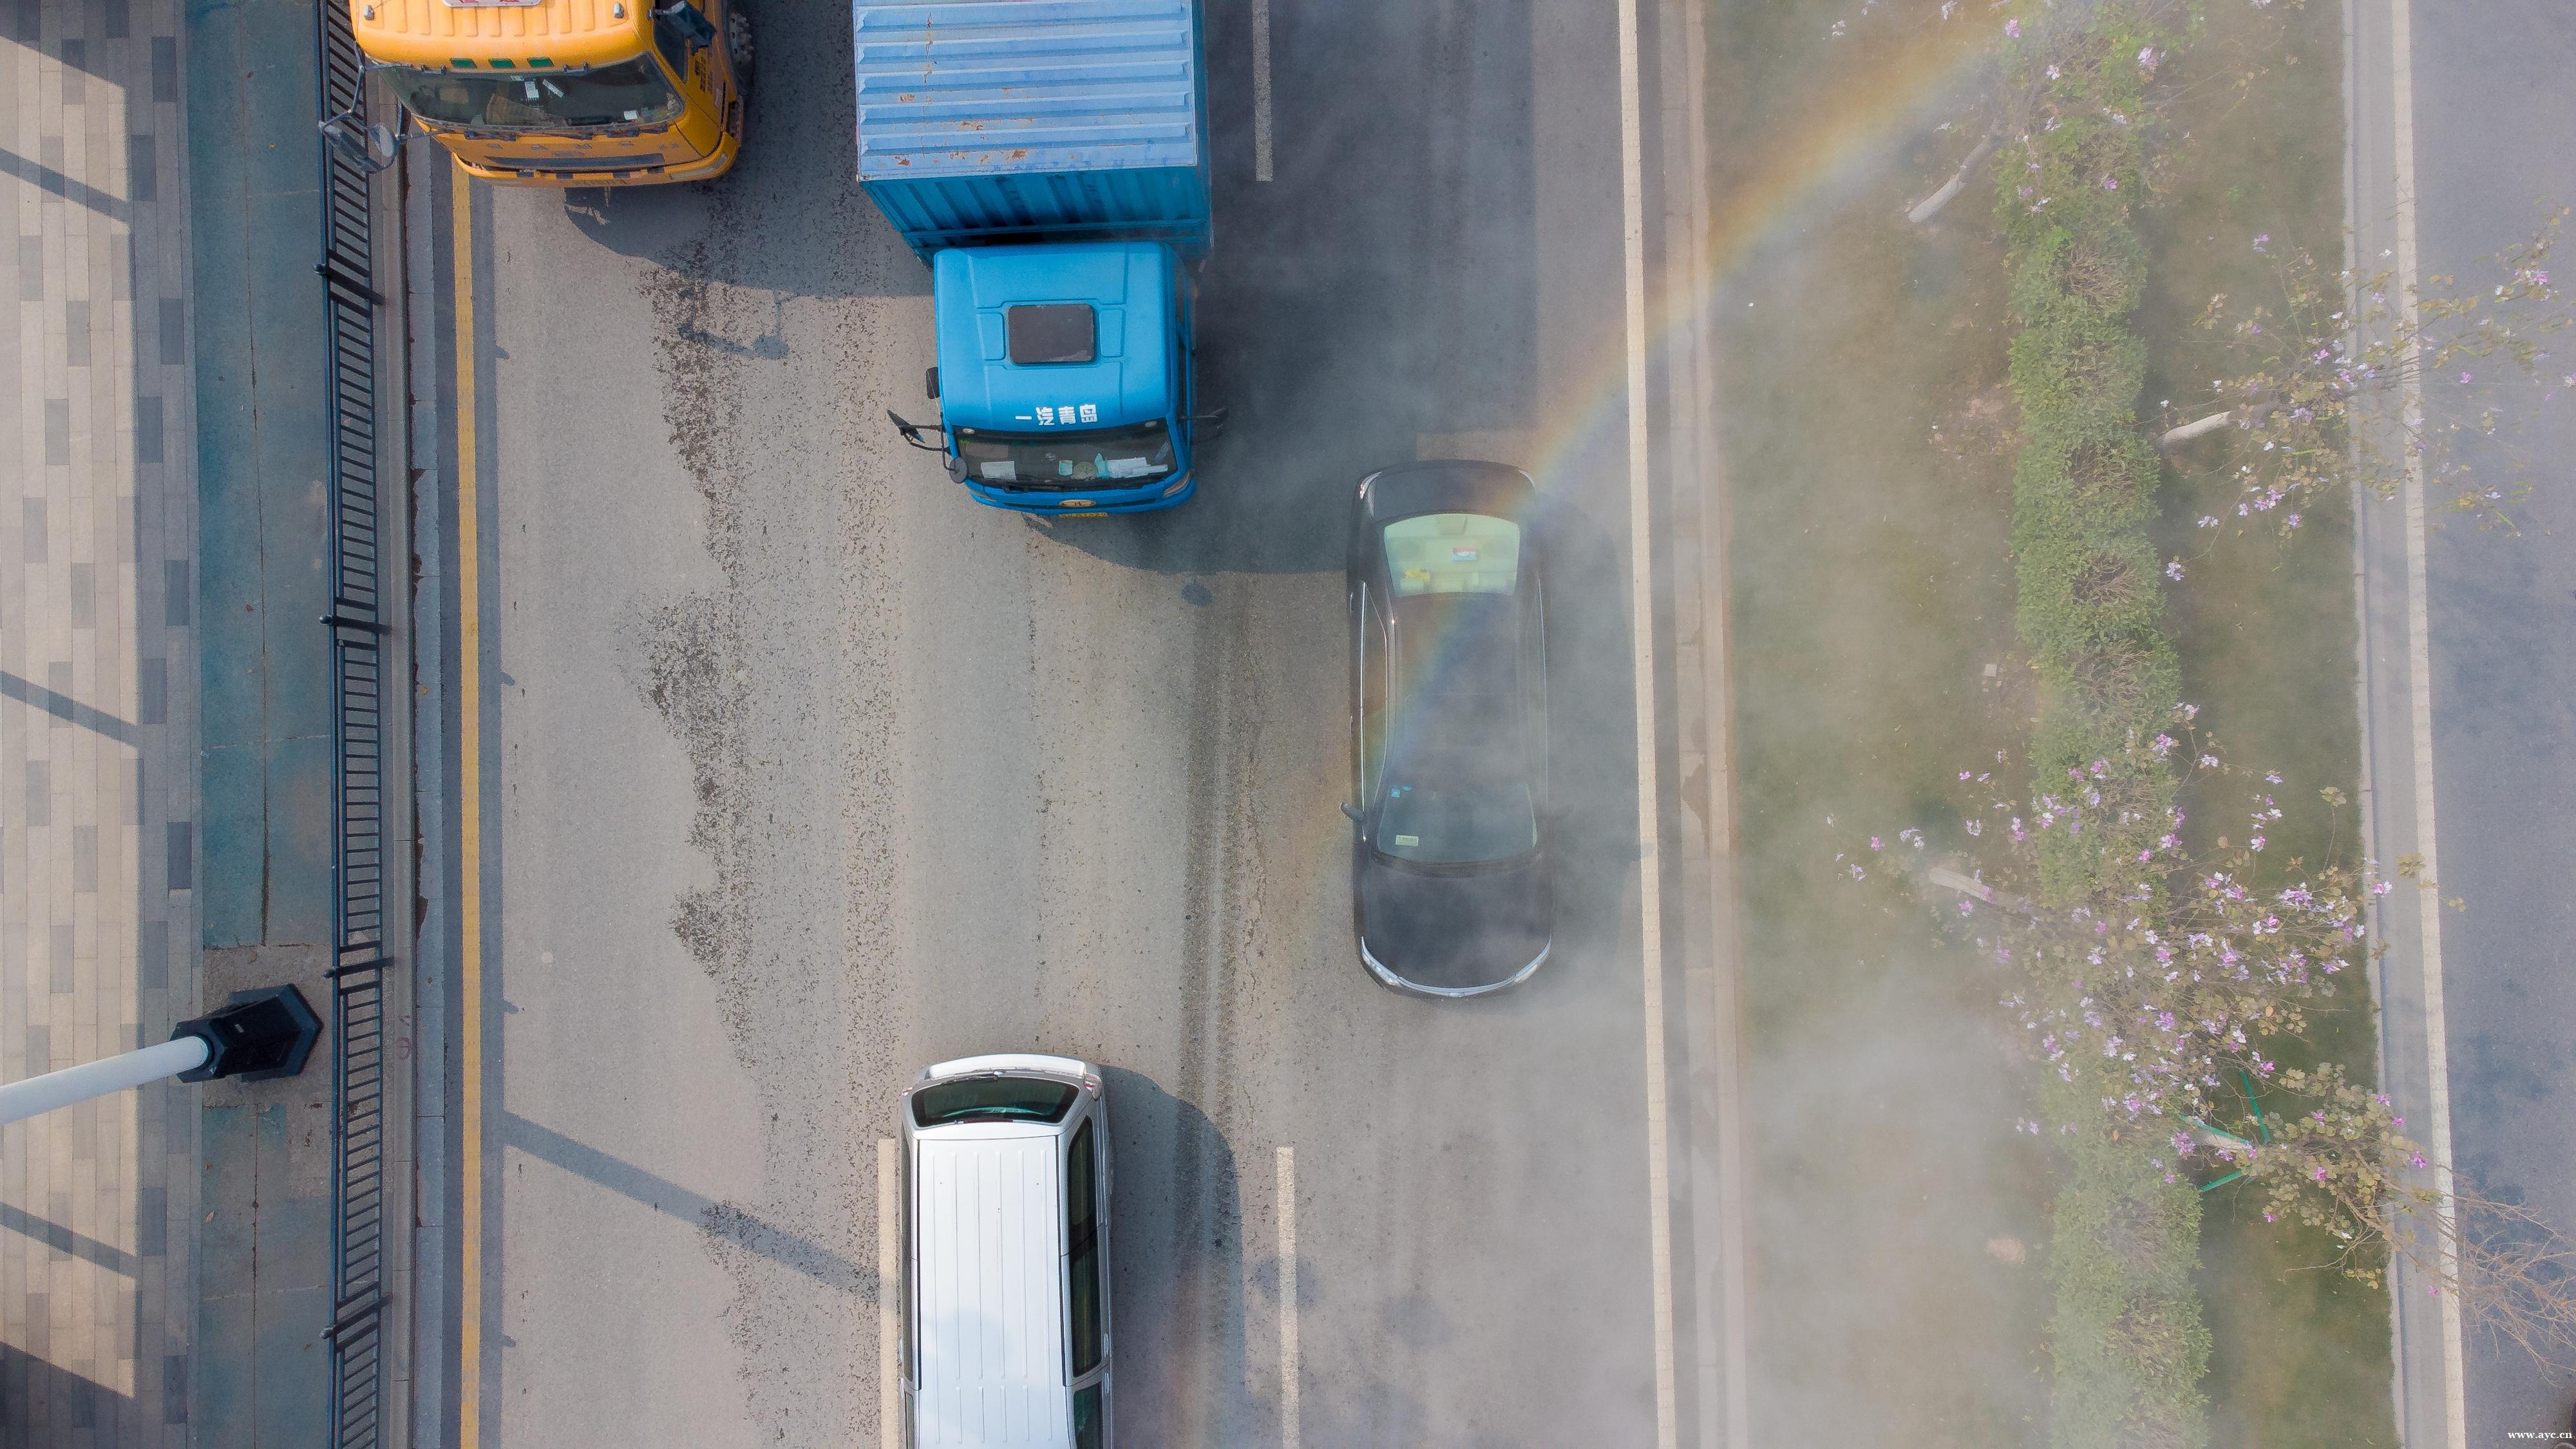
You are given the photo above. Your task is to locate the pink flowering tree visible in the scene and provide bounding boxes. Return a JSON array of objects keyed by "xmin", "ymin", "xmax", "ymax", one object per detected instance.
[
  {"xmin": 1905, "ymin": 0, "xmax": 2201, "ymax": 224},
  {"xmin": 1975, "ymin": 722, "xmax": 2377, "ymax": 1131},
  {"xmin": 1891, "ymin": 715, "xmax": 2576, "ymax": 1364},
  {"xmin": 1847, "ymin": 715, "xmax": 2378, "ymax": 1132},
  {"xmin": 2158, "ymin": 210, "xmax": 2575, "ymax": 531}
]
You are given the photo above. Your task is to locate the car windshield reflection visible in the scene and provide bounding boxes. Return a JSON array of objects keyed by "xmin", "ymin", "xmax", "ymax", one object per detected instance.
[
  {"xmin": 1375, "ymin": 775, "xmax": 1537, "ymax": 866},
  {"xmin": 1384, "ymin": 512, "xmax": 1522, "ymax": 596}
]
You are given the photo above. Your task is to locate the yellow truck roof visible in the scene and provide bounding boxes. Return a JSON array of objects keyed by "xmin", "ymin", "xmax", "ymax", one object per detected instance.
[{"xmin": 353, "ymin": 0, "xmax": 651, "ymax": 72}]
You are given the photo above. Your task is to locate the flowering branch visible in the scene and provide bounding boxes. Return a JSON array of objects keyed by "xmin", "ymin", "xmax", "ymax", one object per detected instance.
[
  {"xmin": 1864, "ymin": 714, "xmax": 2576, "ymax": 1368},
  {"xmin": 2161, "ymin": 209, "xmax": 2575, "ymax": 531},
  {"xmin": 2222, "ymin": 1063, "xmax": 2576, "ymax": 1367},
  {"xmin": 1853, "ymin": 715, "xmax": 2378, "ymax": 1131}
]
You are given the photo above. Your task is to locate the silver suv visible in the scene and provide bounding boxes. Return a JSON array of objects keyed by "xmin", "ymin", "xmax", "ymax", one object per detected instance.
[{"xmin": 899, "ymin": 1054, "xmax": 1113, "ymax": 1448}]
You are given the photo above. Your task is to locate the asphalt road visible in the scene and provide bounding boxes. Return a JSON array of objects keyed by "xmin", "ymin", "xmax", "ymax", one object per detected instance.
[
  {"xmin": 2358, "ymin": 1, "xmax": 2576, "ymax": 1441},
  {"xmin": 433, "ymin": 2, "xmax": 1695, "ymax": 1444},
  {"xmin": 2411, "ymin": 3, "xmax": 2576, "ymax": 1439}
]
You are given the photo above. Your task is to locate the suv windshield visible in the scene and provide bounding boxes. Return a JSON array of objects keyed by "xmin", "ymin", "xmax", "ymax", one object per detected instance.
[
  {"xmin": 910, "ymin": 1075, "xmax": 1077, "ymax": 1128},
  {"xmin": 383, "ymin": 59, "xmax": 684, "ymax": 131},
  {"xmin": 956, "ymin": 421, "xmax": 1174, "ymax": 489},
  {"xmin": 1376, "ymin": 776, "xmax": 1537, "ymax": 866}
]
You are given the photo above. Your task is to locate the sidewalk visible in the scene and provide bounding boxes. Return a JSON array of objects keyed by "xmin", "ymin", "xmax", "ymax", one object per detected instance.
[
  {"xmin": 179, "ymin": 0, "xmax": 340, "ymax": 1417},
  {"xmin": 3, "ymin": 2, "xmax": 396, "ymax": 1444},
  {"xmin": 2, "ymin": 1, "xmax": 202, "ymax": 1441}
]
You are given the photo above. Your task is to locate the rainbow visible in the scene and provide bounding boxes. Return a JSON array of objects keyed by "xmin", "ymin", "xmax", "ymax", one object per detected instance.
[{"xmin": 1523, "ymin": 17, "xmax": 1998, "ymax": 494}]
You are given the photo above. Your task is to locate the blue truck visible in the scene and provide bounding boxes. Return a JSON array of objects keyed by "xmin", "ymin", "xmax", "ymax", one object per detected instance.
[{"xmin": 856, "ymin": 0, "xmax": 1218, "ymax": 516}]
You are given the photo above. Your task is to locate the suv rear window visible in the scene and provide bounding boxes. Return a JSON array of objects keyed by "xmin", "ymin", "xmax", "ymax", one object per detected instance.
[{"xmin": 911, "ymin": 1075, "xmax": 1078, "ymax": 1128}]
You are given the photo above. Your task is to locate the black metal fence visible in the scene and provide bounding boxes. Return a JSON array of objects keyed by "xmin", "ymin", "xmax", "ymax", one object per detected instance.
[{"xmin": 316, "ymin": 1, "xmax": 394, "ymax": 1443}]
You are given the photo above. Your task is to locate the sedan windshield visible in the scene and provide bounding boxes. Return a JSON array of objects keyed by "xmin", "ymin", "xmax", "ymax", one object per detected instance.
[
  {"xmin": 382, "ymin": 59, "xmax": 683, "ymax": 131},
  {"xmin": 956, "ymin": 421, "xmax": 1175, "ymax": 488},
  {"xmin": 1376, "ymin": 776, "xmax": 1537, "ymax": 866}
]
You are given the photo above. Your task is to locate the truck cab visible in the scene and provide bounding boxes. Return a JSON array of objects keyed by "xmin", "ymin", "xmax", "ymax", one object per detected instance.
[
  {"xmin": 856, "ymin": 0, "xmax": 1215, "ymax": 517},
  {"xmin": 927, "ymin": 243, "xmax": 1200, "ymax": 515},
  {"xmin": 355, "ymin": 0, "xmax": 748, "ymax": 186}
]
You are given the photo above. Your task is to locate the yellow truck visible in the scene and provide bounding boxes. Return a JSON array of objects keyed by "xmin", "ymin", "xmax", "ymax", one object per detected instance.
[{"xmin": 355, "ymin": 1, "xmax": 750, "ymax": 185}]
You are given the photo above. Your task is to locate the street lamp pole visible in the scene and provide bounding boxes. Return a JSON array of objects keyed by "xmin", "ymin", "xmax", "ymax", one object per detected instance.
[{"xmin": 0, "ymin": 984, "xmax": 325, "ymax": 1130}]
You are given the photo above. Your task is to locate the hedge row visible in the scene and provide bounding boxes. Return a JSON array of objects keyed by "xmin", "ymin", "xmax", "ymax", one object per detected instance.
[
  {"xmin": 1993, "ymin": 8, "xmax": 2210, "ymax": 1446},
  {"xmin": 2045, "ymin": 1114, "xmax": 2213, "ymax": 1449}
]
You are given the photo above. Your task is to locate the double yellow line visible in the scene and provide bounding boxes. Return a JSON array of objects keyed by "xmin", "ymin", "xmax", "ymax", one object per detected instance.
[{"xmin": 450, "ymin": 158, "xmax": 489, "ymax": 1449}]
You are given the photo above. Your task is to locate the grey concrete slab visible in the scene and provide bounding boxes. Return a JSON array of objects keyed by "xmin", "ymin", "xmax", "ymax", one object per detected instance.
[
  {"xmin": 193, "ymin": 945, "xmax": 336, "ymax": 1441},
  {"xmin": 184, "ymin": 0, "xmax": 331, "ymax": 954},
  {"xmin": 191, "ymin": 1237, "xmax": 254, "ymax": 1443},
  {"xmin": 256, "ymin": 732, "xmax": 330, "ymax": 946}
]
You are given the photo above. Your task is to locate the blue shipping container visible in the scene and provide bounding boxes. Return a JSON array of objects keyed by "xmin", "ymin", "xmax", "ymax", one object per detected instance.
[{"xmin": 853, "ymin": 0, "xmax": 1211, "ymax": 260}]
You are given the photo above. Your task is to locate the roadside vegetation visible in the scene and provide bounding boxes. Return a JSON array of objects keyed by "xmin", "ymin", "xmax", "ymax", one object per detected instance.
[
  {"xmin": 1707, "ymin": 0, "xmax": 2049, "ymax": 1434},
  {"xmin": 1907, "ymin": 0, "xmax": 2576, "ymax": 1441},
  {"xmin": 1985, "ymin": 6, "xmax": 2208, "ymax": 1440},
  {"xmin": 2129, "ymin": 3, "xmax": 2397, "ymax": 1434},
  {"xmin": 1710, "ymin": 0, "xmax": 2574, "ymax": 1441}
]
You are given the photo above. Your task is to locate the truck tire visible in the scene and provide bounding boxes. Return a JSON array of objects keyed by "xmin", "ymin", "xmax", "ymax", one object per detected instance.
[{"xmin": 727, "ymin": 6, "xmax": 755, "ymax": 95}]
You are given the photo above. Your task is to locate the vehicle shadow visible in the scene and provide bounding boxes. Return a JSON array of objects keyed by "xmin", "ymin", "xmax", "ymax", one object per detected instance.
[
  {"xmin": 1032, "ymin": 0, "xmax": 1539, "ymax": 580},
  {"xmin": 1099, "ymin": 1066, "xmax": 1255, "ymax": 1444},
  {"xmin": 1530, "ymin": 491, "xmax": 1646, "ymax": 923},
  {"xmin": 551, "ymin": 0, "xmax": 928, "ymax": 301}
]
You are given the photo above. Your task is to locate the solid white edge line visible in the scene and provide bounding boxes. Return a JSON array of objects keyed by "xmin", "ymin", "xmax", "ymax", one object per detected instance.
[
  {"xmin": 1665, "ymin": 0, "xmax": 1752, "ymax": 1434},
  {"xmin": 1615, "ymin": 0, "xmax": 1682, "ymax": 1444},
  {"xmin": 2386, "ymin": 3, "xmax": 2469, "ymax": 1443},
  {"xmin": 2339, "ymin": 0, "xmax": 2413, "ymax": 1438},
  {"xmin": 1277, "ymin": 1145, "xmax": 1300, "ymax": 1449},
  {"xmin": 1251, "ymin": 0, "xmax": 1274, "ymax": 183},
  {"xmin": 879, "ymin": 1137, "xmax": 902, "ymax": 1448}
]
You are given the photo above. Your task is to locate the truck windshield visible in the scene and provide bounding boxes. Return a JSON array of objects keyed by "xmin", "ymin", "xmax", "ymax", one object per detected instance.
[
  {"xmin": 955, "ymin": 421, "xmax": 1175, "ymax": 489},
  {"xmin": 381, "ymin": 59, "xmax": 684, "ymax": 131}
]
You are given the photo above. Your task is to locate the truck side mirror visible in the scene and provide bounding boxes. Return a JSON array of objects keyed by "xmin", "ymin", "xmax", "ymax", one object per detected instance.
[
  {"xmin": 924, "ymin": 366, "xmax": 940, "ymax": 401},
  {"xmin": 654, "ymin": 2, "xmax": 717, "ymax": 47},
  {"xmin": 1187, "ymin": 406, "xmax": 1229, "ymax": 440},
  {"xmin": 887, "ymin": 410, "xmax": 943, "ymax": 453}
]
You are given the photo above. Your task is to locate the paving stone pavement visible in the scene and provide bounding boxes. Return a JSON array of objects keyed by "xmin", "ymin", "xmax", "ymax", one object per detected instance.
[{"xmin": 2, "ymin": 1, "xmax": 203, "ymax": 1444}]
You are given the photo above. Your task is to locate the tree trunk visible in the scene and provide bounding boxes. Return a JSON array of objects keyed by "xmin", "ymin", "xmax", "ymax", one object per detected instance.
[
  {"xmin": 2157, "ymin": 410, "xmax": 2235, "ymax": 450},
  {"xmin": 1907, "ymin": 134, "xmax": 1997, "ymax": 225}
]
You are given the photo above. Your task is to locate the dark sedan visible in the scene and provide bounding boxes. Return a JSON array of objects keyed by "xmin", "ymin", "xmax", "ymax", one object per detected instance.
[{"xmin": 1344, "ymin": 461, "xmax": 1551, "ymax": 997}]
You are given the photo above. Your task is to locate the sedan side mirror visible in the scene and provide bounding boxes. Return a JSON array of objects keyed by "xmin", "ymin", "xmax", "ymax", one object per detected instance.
[{"xmin": 1341, "ymin": 802, "xmax": 1363, "ymax": 823}]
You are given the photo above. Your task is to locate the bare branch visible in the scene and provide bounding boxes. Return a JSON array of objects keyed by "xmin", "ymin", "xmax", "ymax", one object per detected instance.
[
  {"xmin": 2157, "ymin": 409, "xmax": 2233, "ymax": 449},
  {"xmin": 1908, "ymin": 133, "xmax": 1996, "ymax": 225},
  {"xmin": 2395, "ymin": 1185, "xmax": 2576, "ymax": 1370}
]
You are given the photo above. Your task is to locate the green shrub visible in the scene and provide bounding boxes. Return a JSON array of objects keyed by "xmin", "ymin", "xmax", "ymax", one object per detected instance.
[
  {"xmin": 1989, "ymin": 5, "xmax": 2208, "ymax": 1444},
  {"xmin": 2047, "ymin": 1119, "xmax": 2213, "ymax": 1448}
]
